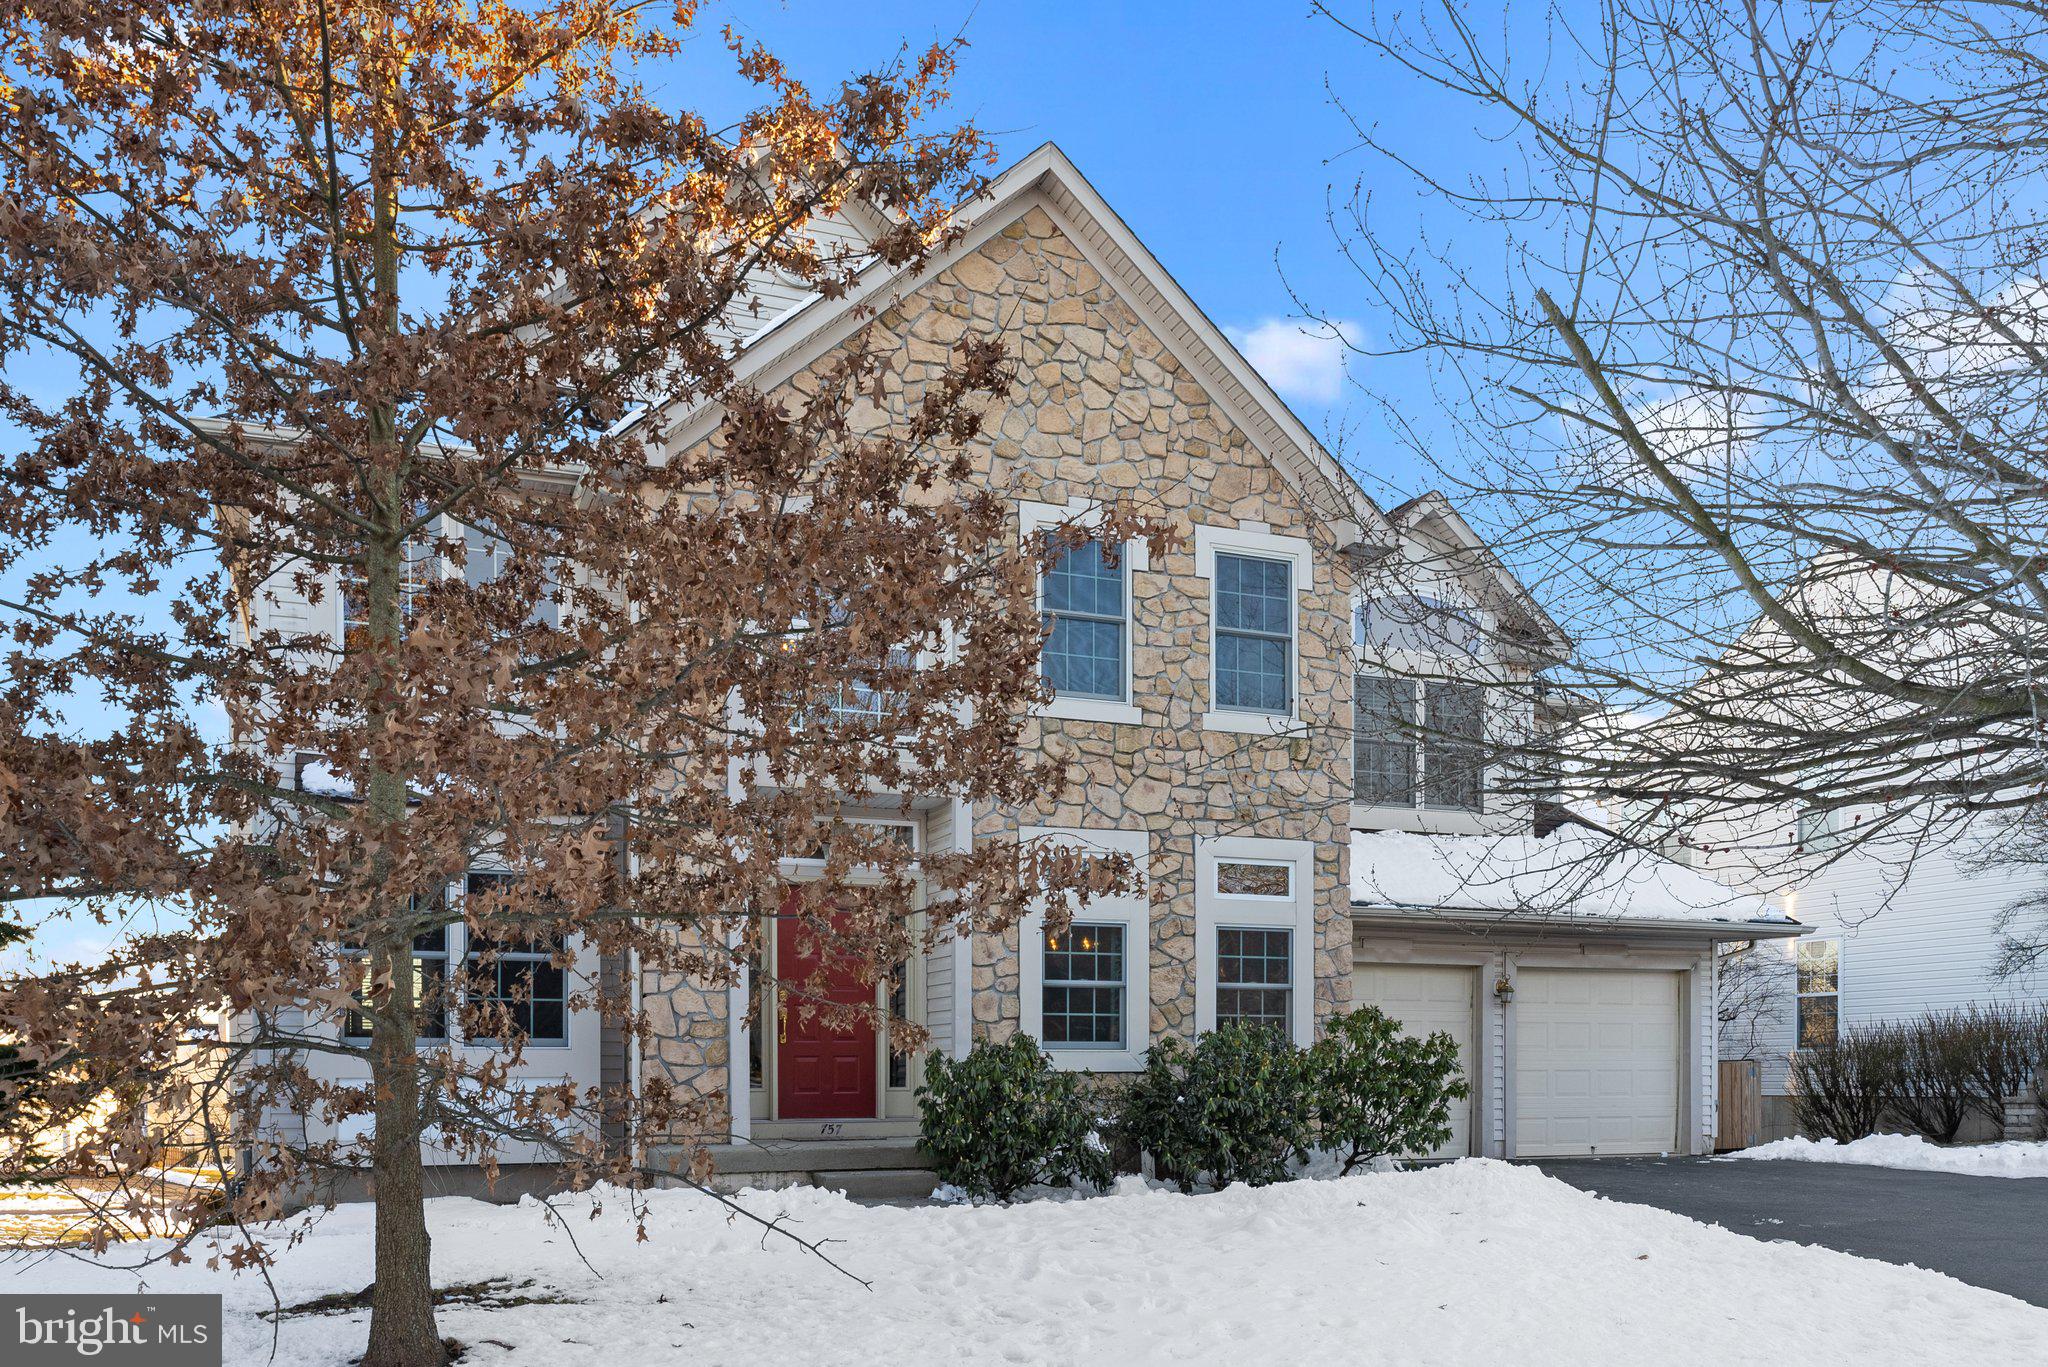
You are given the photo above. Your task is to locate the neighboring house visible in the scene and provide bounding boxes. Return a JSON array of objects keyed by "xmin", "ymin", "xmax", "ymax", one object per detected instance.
[
  {"xmin": 233, "ymin": 142, "xmax": 1786, "ymax": 1186},
  {"xmin": 1617, "ymin": 564, "xmax": 2048, "ymax": 1140}
]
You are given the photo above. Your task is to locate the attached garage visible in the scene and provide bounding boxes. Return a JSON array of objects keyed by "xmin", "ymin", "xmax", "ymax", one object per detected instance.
[
  {"xmin": 1513, "ymin": 968, "xmax": 1680, "ymax": 1157},
  {"xmin": 1352, "ymin": 962, "xmax": 1479, "ymax": 1158},
  {"xmin": 1350, "ymin": 829, "xmax": 1807, "ymax": 1160}
]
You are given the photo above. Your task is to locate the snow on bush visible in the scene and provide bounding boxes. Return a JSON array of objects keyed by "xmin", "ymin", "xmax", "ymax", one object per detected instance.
[
  {"xmin": 1734, "ymin": 1132, "xmax": 2048, "ymax": 1179},
  {"xmin": 7, "ymin": 1161, "xmax": 2045, "ymax": 1365}
]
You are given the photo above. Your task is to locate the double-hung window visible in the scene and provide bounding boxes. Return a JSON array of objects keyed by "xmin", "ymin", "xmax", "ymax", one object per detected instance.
[
  {"xmin": 1214, "ymin": 552, "xmax": 1293, "ymax": 714},
  {"xmin": 462, "ymin": 521, "xmax": 561, "ymax": 632},
  {"xmin": 1020, "ymin": 827, "xmax": 1149, "ymax": 1070},
  {"xmin": 1041, "ymin": 923, "xmax": 1126, "ymax": 1048},
  {"xmin": 1795, "ymin": 939, "xmax": 1839, "ymax": 1049},
  {"xmin": 1353, "ymin": 674, "xmax": 1485, "ymax": 812},
  {"xmin": 1041, "ymin": 540, "xmax": 1128, "ymax": 702}
]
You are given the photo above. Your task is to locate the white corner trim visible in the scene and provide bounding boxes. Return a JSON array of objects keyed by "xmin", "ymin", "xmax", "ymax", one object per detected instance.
[
  {"xmin": 1018, "ymin": 826, "xmax": 1151, "ymax": 1072},
  {"xmin": 1018, "ymin": 497, "xmax": 1152, "ymax": 572},
  {"xmin": 1192, "ymin": 522, "xmax": 1314, "ymax": 591}
]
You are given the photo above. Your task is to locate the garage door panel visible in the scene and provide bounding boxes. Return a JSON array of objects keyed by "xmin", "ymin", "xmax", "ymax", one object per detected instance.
[
  {"xmin": 1353, "ymin": 963, "xmax": 1478, "ymax": 1160},
  {"xmin": 1514, "ymin": 968, "xmax": 1679, "ymax": 1158}
]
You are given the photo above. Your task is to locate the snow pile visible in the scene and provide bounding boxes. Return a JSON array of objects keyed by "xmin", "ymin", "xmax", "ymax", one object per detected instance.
[
  {"xmin": 1734, "ymin": 1133, "xmax": 2048, "ymax": 1178},
  {"xmin": 7, "ymin": 1161, "xmax": 2044, "ymax": 1365},
  {"xmin": 1352, "ymin": 827, "xmax": 1790, "ymax": 925}
]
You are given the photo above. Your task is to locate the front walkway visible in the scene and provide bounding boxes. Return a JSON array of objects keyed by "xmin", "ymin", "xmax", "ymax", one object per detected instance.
[{"xmin": 1534, "ymin": 1155, "xmax": 2048, "ymax": 1307}]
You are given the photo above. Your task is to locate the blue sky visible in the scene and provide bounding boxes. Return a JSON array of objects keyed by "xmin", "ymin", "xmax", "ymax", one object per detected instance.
[{"xmin": 659, "ymin": 0, "xmax": 1500, "ymax": 507}]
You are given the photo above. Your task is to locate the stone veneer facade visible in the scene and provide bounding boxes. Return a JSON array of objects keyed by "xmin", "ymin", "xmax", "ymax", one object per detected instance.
[{"xmin": 643, "ymin": 204, "xmax": 1359, "ymax": 1136}]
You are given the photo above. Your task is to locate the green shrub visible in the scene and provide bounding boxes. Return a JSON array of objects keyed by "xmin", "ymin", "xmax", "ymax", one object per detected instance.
[
  {"xmin": 1116, "ymin": 1026, "xmax": 1313, "ymax": 1192},
  {"xmin": 1307, "ymin": 1007, "xmax": 1468, "ymax": 1172},
  {"xmin": 916, "ymin": 1034, "xmax": 1111, "ymax": 1201},
  {"xmin": 1788, "ymin": 1026, "xmax": 1907, "ymax": 1142}
]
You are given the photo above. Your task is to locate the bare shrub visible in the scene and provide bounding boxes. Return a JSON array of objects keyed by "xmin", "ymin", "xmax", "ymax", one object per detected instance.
[
  {"xmin": 1890, "ymin": 1014, "xmax": 1979, "ymax": 1144},
  {"xmin": 1788, "ymin": 1029, "xmax": 1907, "ymax": 1143}
]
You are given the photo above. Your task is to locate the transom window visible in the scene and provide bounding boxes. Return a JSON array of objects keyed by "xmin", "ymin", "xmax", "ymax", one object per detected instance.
[
  {"xmin": 1215, "ymin": 861, "xmax": 1292, "ymax": 898},
  {"xmin": 1215, "ymin": 927, "xmax": 1292, "ymax": 1032},
  {"xmin": 1041, "ymin": 922, "xmax": 1126, "ymax": 1048},
  {"xmin": 1214, "ymin": 552, "xmax": 1293, "ymax": 714},
  {"xmin": 1041, "ymin": 540, "xmax": 1128, "ymax": 701},
  {"xmin": 1796, "ymin": 939, "xmax": 1839, "ymax": 1049},
  {"xmin": 1354, "ymin": 674, "xmax": 1485, "ymax": 811}
]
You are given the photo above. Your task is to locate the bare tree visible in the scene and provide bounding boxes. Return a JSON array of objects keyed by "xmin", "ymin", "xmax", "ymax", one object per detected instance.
[{"xmin": 1311, "ymin": 0, "xmax": 2048, "ymax": 949}]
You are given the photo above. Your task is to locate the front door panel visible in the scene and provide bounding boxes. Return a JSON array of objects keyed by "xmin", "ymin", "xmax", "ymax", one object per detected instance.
[{"xmin": 775, "ymin": 899, "xmax": 878, "ymax": 1120}]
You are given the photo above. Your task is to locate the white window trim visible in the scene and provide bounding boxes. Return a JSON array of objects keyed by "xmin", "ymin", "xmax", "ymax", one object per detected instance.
[
  {"xmin": 1022, "ymin": 499, "xmax": 1147, "ymax": 726},
  {"xmin": 1194, "ymin": 835, "xmax": 1316, "ymax": 1045},
  {"xmin": 1193, "ymin": 523, "xmax": 1312, "ymax": 734},
  {"xmin": 1794, "ymin": 936, "xmax": 1841, "ymax": 1051},
  {"xmin": 1018, "ymin": 826, "xmax": 1151, "ymax": 1071},
  {"xmin": 1350, "ymin": 671, "xmax": 1489, "ymax": 817}
]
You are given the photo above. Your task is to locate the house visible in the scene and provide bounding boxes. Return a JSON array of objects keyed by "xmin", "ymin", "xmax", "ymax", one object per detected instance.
[
  {"xmin": 234, "ymin": 142, "xmax": 1787, "ymax": 1189},
  {"xmin": 1606, "ymin": 562, "xmax": 2048, "ymax": 1140}
]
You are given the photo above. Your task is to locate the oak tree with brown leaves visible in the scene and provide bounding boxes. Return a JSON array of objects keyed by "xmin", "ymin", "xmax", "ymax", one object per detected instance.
[{"xmin": 0, "ymin": 5, "xmax": 1144, "ymax": 1364}]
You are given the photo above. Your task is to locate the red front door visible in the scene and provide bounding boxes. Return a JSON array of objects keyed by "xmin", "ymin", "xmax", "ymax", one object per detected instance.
[{"xmin": 775, "ymin": 898, "xmax": 878, "ymax": 1120}]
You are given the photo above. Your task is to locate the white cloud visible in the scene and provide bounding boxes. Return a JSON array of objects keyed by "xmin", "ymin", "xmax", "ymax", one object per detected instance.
[{"xmin": 1225, "ymin": 317, "xmax": 1358, "ymax": 405}]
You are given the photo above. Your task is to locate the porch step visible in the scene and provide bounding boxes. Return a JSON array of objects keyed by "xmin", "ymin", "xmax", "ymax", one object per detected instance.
[
  {"xmin": 810, "ymin": 1168, "xmax": 940, "ymax": 1203},
  {"xmin": 703, "ymin": 1136, "xmax": 932, "ymax": 1178}
]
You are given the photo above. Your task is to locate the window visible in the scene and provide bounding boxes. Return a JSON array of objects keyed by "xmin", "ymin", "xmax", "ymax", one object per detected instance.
[
  {"xmin": 1041, "ymin": 923, "xmax": 1126, "ymax": 1048},
  {"xmin": 1796, "ymin": 939, "xmax": 1839, "ymax": 1049},
  {"xmin": 1215, "ymin": 927, "xmax": 1292, "ymax": 1032},
  {"xmin": 888, "ymin": 960, "xmax": 912, "ymax": 1087},
  {"xmin": 1215, "ymin": 861, "xmax": 1292, "ymax": 898},
  {"xmin": 1796, "ymin": 807, "xmax": 1846, "ymax": 854},
  {"xmin": 1020, "ymin": 826, "xmax": 1149, "ymax": 1069},
  {"xmin": 1354, "ymin": 674, "xmax": 1418, "ymax": 805},
  {"xmin": 344, "ymin": 924, "xmax": 450, "ymax": 1042},
  {"xmin": 1041, "ymin": 540, "xmax": 1127, "ymax": 701},
  {"xmin": 1195, "ymin": 836, "xmax": 1313, "ymax": 1044},
  {"xmin": 1214, "ymin": 552, "xmax": 1293, "ymax": 714},
  {"xmin": 1353, "ymin": 675, "xmax": 1485, "ymax": 812},
  {"xmin": 463, "ymin": 873, "xmax": 567, "ymax": 1045},
  {"xmin": 1424, "ymin": 683, "xmax": 1485, "ymax": 810},
  {"xmin": 462, "ymin": 521, "xmax": 561, "ymax": 631},
  {"xmin": 341, "ymin": 510, "xmax": 436, "ymax": 641}
]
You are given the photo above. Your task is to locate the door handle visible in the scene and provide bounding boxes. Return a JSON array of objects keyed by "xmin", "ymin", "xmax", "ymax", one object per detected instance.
[{"xmin": 778, "ymin": 1005, "xmax": 788, "ymax": 1045}]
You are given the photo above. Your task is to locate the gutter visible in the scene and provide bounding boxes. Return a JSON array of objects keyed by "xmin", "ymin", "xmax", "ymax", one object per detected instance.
[{"xmin": 1350, "ymin": 903, "xmax": 1807, "ymax": 941}]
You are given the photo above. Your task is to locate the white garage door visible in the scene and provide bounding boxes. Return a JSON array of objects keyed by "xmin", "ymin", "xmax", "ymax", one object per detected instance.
[
  {"xmin": 1352, "ymin": 963, "xmax": 1477, "ymax": 1159},
  {"xmin": 1515, "ymin": 968, "xmax": 1679, "ymax": 1157}
]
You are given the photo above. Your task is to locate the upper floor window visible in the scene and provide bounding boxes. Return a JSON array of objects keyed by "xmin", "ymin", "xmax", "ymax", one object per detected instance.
[
  {"xmin": 1041, "ymin": 540, "xmax": 1128, "ymax": 702},
  {"xmin": 1354, "ymin": 675, "xmax": 1484, "ymax": 811},
  {"xmin": 1214, "ymin": 552, "xmax": 1293, "ymax": 715},
  {"xmin": 340, "ymin": 522, "xmax": 435, "ymax": 641},
  {"xmin": 1795, "ymin": 939, "xmax": 1839, "ymax": 1049},
  {"xmin": 1795, "ymin": 806, "xmax": 1846, "ymax": 854},
  {"xmin": 462, "ymin": 521, "xmax": 561, "ymax": 632}
]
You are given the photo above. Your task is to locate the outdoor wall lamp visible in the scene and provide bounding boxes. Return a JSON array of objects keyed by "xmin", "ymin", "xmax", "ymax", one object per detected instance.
[{"xmin": 1493, "ymin": 973, "xmax": 1515, "ymax": 1003}]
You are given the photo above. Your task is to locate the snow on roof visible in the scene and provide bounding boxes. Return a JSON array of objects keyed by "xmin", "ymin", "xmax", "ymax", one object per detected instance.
[{"xmin": 1350, "ymin": 828, "xmax": 1795, "ymax": 928}]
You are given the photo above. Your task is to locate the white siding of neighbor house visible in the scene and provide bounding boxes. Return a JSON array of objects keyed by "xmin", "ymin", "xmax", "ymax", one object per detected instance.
[{"xmin": 1730, "ymin": 830, "xmax": 2048, "ymax": 1097}]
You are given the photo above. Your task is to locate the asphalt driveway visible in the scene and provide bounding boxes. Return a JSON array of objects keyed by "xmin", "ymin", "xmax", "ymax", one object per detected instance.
[{"xmin": 1534, "ymin": 1156, "xmax": 2048, "ymax": 1308}]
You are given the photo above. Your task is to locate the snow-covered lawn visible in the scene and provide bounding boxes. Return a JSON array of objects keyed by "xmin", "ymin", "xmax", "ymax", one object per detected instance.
[
  {"xmin": 1734, "ymin": 1132, "xmax": 2048, "ymax": 1179},
  {"xmin": 6, "ymin": 1160, "xmax": 2045, "ymax": 1365}
]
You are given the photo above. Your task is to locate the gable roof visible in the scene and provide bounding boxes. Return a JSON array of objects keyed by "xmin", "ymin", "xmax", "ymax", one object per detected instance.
[
  {"xmin": 649, "ymin": 141, "xmax": 1392, "ymax": 551},
  {"xmin": 1386, "ymin": 491, "xmax": 1567, "ymax": 652}
]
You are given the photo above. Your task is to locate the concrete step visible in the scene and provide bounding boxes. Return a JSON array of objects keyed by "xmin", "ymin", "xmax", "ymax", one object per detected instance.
[
  {"xmin": 706, "ymin": 1136, "xmax": 931, "ymax": 1177},
  {"xmin": 810, "ymin": 1168, "xmax": 939, "ymax": 1202}
]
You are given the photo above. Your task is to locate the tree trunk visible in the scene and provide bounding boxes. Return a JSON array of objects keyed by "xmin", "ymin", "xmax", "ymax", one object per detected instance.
[
  {"xmin": 360, "ymin": 105, "xmax": 445, "ymax": 1367},
  {"xmin": 361, "ymin": 980, "xmax": 444, "ymax": 1367}
]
